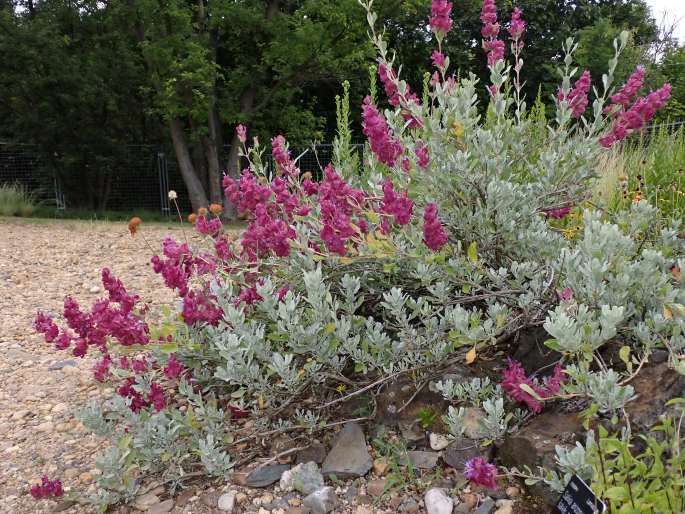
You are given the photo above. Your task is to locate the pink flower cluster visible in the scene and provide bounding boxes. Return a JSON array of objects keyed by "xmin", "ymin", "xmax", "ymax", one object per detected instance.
[
  {"xmin": 557, "ymin": 70, "xmax": 591, "ymax": 118},
  {"xmin": 609, "ymin": 66, "xmax": 645, "ymax": 110},
  {"xmin": 422, "ymin": 203, "xmax": 449, "ymax": 251},
  {"xmin": 362, "ymin": 96, "xmax": 404, "ymax": 167},
  {"xmin": 151, "ymin": 237, "xmax": 194, "ymax": 295},
  {"xmin": 196, "ymin": 215, "xmax": 222, "ymax": 236},
  {"xmin": 34, "ymin": 269, "xmax": 150, "ymax": 358},
  {"xmin": 271, "ymin": 135, "xmax": 299, "ymax": 176},
  {"xmin": 241, "ymin": 204, "xmax": 296, "ymax": 259},
  {"xmin": 318, "ymin": 165, "xmax": 367, "ymax": 255},
  {"xmin": 464, "ymin": 457, "xmax": 498, "ymax": 489},
  {"xmin": 501, "ymin": 359, "xmax": 565, "ymax": 413},
  {"xmin": 431, "ymin": 51, "xmax": 446, "ymax": 69},
  {"xmin": 378, "ymin": 64, "xmax": 422, "ymax": 128},
  {"xmin": 542, "ymin": 206, "xmax": 572, "ymax": 219},
  {"xmin": 30, "ymin": 476, "xmax": 63, "ymax": 500},
  {"xmin": 508, "ymin": 7, "xmax": 525, "ymax": 41},
  {"xmin": 480, "ymin": 0, "xmax": 504, "ymax": 67},
  {"xmin": 183, "ymin": 290, "xmax": 223, "ymax": 325},
  {"xmin": 599, "ymin": 83, "xmax": 671, "ymax": 148},
  {"xmin": 380, "ymin": 179, "xmax": 414, "ymax": 233},
  {"xmin": 414, "ymin": 142, "xmax": 430, "ymax": 169},
  {"xmin": 224, "ymin": 171, "xmax": 272, "ymax": 216},
  {"xmin": 429, "ymin": 0, "xmax": 453, "ymax": 36},
  {"xmin": 236, "ymin": 124, "xmax": 247, "ymax": 143}
]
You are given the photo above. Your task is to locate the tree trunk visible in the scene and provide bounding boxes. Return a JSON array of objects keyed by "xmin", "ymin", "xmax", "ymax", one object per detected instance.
[
  {"xmin": 205, "ymin": 100, "xmax": 223, "ymax": 205},
  {"xmin": 169, "ymin": 117, "xmax": 209, "ymax": 212}
]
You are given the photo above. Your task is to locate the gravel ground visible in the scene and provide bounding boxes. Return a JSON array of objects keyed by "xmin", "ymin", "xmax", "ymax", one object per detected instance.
[
  {"xmin": 0, "ymin": 218, "xmax": 181, "ymax": 513},
  {"xmin": 0, "ymin": 218, "xmax": 523, "ymax": 514}
]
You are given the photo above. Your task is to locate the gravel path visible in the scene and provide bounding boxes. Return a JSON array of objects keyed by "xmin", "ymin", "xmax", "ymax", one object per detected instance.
[{"xmin": 0, "ymin": 218, "xmax": 181, "ymax": 513}]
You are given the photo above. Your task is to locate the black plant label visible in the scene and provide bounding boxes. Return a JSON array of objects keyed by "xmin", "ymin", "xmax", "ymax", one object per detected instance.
[{"xmin": 552, "ymin": 475, "xmax": 606, "ymax": 514}]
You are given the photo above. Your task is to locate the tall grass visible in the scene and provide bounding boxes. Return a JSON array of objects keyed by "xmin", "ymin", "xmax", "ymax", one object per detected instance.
[
  {"xmin": 0, "ymin": 182, "xmax": 37, "ymax": 217},
  {"xmin": 597, "ymin": 125, "xmax": 685, "ymax": 218}
]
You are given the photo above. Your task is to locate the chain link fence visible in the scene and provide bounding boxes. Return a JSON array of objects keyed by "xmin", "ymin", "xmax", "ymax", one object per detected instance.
[{"xmin": 0, "ymin": 142, "xmax": 364, "ymax": 215}]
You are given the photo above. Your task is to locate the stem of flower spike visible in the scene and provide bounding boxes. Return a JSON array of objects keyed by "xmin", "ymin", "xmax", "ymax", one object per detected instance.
[{"xmin": 171, "ymin": 197, "xmax": 189, "ymax": 246}]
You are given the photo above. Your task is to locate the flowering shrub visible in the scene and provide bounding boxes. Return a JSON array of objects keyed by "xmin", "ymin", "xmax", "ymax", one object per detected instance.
[{"xmin": 34, "ymin": 0, "xmax": 684, "ymax": 508}]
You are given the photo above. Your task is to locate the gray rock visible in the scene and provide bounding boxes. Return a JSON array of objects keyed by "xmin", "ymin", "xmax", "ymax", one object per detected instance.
[
  {"xmin": 245, "ymin": 464, "xmax": 291, "ymax": 488},
  {"xmin": 48, "ymin": 360, "xmax": 77, "ymax": 371},
  {"xmin": 280, "ymin": 461, "xmax": 325, "ymax": 495},
  {"xmin": 406, "ymin": 450, "xmax": 439, "ymax": 469},
  {"xmin": 296, "ymin": 443, "xmax": 327, "ymax": 465},
  {"xmin": 134, "ymin": 492, "xmax": 160, "ymax": 510},
  {"xmin": 402, "ymin": 498, "xmax": 420, "ymax": 513},
  {"xmin": 463, "ymin": 407, "xmax": 488, "ymax": 439},
  {"xmin": 147, "ymin": 500, "xmax": 174, "ymax": 514},
  {"xmin": 303, "ymin": 486, "xmax": 338, "ymax": 514},
  {"xmin": 218, "ymin": 492, "xmax": 236, "ymax": 512},
  {"xmin": 322, "ymin": 423, "xmax": 372, "ymax": 478},
  {"xmin": 424, "ymin": 488, "xmax": 453, "ymax": 514},
  {"xmin": 474, "ymin": 497, "xmax": 496, "ymax": 514},
  {"xmin": 443, "ymin": 438, "xmax": 487, "ymax": 469},
  {"xmin": 429, "ymin": 433, "xmax": 451, "ymax": 451}
]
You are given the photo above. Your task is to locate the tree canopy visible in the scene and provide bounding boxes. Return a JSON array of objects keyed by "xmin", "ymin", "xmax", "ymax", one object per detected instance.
[{"xmin": 0, "ymin": 0, "xmax": 681, "ymax": 212}]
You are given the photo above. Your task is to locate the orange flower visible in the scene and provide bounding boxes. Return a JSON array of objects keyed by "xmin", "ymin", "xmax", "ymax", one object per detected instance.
[
  {"xmin": 209, "ymin": 203, "xmax": 223, "ymax": 215},
  {"xmin": 302, "ymin": 171, "xmax": 313, "ymax": 181},
  {"xmin": 188, "ymin": 213, "xmax": 197, "ymax": 224},
  {"xmin": 633, "ymin": 191, "xmax": 642, "ymax": 203},
  {"xmin": 198, "ymin": 207, "xmax": 208, "ymax": 217},
  {"xmin": 128, "ymin": 217, "xmax": 142, "ymax": 236}
]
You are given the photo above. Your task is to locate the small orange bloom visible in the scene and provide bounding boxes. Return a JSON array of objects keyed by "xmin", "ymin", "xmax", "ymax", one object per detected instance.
[
  {"xmin": 198, "ymin": 207, "xmax": 208, "ymax": 217},
  {"xmin": 633, "ymin": 191, "xmax": 642, "ymax": 203},
  {"xmin": 209, "ymin": 203, "xmax": 223, "ymax": 215},
  {"xmin": 188, "ymin": 213, "xmax": 197, "ymax": 224},
  {"xmin": 302, "ymin": 171, "xmax": 312, "ymax": 181},
  {"xmin": 128, "ymin": 217, "xmax": 142, "ymax": 236}
]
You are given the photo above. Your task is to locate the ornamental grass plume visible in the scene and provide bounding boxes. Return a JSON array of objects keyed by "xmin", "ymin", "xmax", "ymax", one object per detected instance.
[{"xmin": 464, "ymin": 457, "xmax": 498, "ymax": 489}]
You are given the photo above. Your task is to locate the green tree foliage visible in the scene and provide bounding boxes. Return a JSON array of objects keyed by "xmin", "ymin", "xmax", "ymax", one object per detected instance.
[{"xmin": 1, "ymin": 0, "xmax": 678, "ymax": 213}]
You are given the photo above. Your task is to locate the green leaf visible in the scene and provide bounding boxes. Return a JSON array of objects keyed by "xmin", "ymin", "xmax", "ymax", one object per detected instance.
[
  {"xmin": 519, "ymin": 383, "xmax": 545, "ymax": 401},
  {"xmin": 160, "ymin": 342, "xmax": 178, "ymax": 354},
  {"xmin": 619, "ymin": 345, "xmax": 630, "ymax": 365},
  {"xmin": 467, "ymin": 241, "xmax": 478, "ymax": 263},
  {"xmin": 604, "ymin": 486, "xmax": 628, "ymax": 501},
  {"xmin": 544, "ymin": 338, "xmax": 562, "ymax": 352}
]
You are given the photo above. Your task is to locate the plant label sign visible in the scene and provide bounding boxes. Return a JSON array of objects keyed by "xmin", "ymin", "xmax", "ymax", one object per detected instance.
[{"xmin": 552, "ymin": 475, "xmax": 606, "ymax": 514}]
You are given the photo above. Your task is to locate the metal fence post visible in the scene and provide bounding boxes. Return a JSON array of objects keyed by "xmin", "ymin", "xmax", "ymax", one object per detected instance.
[{"xmin": 158, "ymin": 151, "xmax": 171, "ymax": 216}]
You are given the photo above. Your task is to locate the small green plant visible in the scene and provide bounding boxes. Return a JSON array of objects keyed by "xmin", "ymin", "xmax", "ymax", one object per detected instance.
[
  {"xmin": 417, "ymin": 406, "xmax": 438, "ymax": 429},
  {"xmin": 0, "ymin": 182, "xmax": 37, "ymax": 217}
]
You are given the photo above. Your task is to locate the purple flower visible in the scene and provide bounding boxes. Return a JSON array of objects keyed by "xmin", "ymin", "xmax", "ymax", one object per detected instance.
[
  {"xmin": 30, "ymin": 476, "xmax": 63, "ymax": 500},
  {"xmin": 600, "ymin": 83, "xmax": 671, "ymax": 148},
  {"xmin": 93, "ymin": 354, "xmax": 112, "ymax": 382},
  {"xmin": 415, "ymin": 142, "xmax": 430, "ymax": 169},
  {"xmin": 464, "ymin": 457, "xmax": 498, "ymax": 489},
  {"xmin": 559, "ymin": 70, "xmax": 591, "ymax": 118},
  {"xmin": 195, "ymin": 215, "xmax": 222, "ymax": 236},
  {"xmin": 609, "ymin": 66, "xmax": 645, "ymax": 110},
  {"xmin": 381, "ymin": 179, "xmax": 414, "ymax": 229},
  {"xmin": 362, "ymin": 96, "xmax": 404, "ymax": 167},
  {"xmin": 501, "ymin": 358, "xmax": 566, "ymax": 413},
  {"xmin": 431, "ymin": 50, "xmax": 446, "ymax": 69},
  {"xmin": 508, "ymin": 7, "xmax": 525, "ymax": 41},
  {"xmin": 429, "ymin": 0, "xmax": 453, "ymax": 36},
  {"xmin": 423, "ymin": 203, "xmax": 449, "ymax": 251},
  {"xmin": 480, "ymin": 0, "xmax": 503, "ymax": 67},
  {"xmin": 148, "ymin": 382, "xmax": 167, "ymax": 411},
  {"xmin": 34, "ymin": 312, "xmax": 58, "ymax": 342},
  {"xmin": 542, "ymin": 206, "xmax": 572, "ymax": 219},
  {"xmin": 164, "ymin": 353, "xmax": 184, "ymax": 379},
  {"xmin": 236, "ymin": 124, "xmax": 247, "ymax": 143}
]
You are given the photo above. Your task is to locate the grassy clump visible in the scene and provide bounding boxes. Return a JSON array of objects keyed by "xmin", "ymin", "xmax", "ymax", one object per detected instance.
[{"xmin": 0, "ymin": 182, "xmax": 37, "ymax": 217}]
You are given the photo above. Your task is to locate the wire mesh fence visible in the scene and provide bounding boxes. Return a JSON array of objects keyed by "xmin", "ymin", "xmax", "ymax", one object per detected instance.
[{"xmin": 0, "ymin": 142, "xmax": 365, "ymax": 215}]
